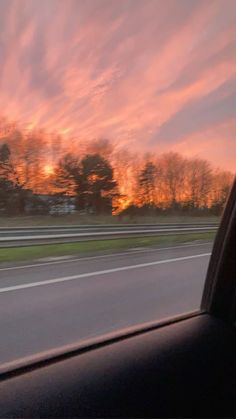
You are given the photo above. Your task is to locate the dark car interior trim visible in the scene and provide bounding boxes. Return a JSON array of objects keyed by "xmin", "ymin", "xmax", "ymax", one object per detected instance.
[
  {"xmin": 202, "ymin": 178, "xmax": 236, "ymax": 322},
  {"xmin": 0, "ymin": 309, "xmax": 202, "ymax": 380},
  {"xmin": 1, "ymin": 314, "xmax": 236, "ymax": 418}
]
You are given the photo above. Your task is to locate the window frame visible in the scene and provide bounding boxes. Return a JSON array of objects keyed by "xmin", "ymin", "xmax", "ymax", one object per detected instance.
[
  {"xmin": 201, "ymin": 177, "xmax": 236, "ymax": 324},
  {"xmin": 0, "ymin": 178, "xmax": 235, "ymax": 379}
]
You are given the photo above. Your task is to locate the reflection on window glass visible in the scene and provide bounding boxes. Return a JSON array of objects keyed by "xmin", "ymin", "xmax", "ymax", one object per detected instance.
[{"xmin": 0, "ymin": 0, "xmax": 235, "ymax": 366}]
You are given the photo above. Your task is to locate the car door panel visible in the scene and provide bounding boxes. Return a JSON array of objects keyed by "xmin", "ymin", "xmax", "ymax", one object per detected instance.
[{"xmin": 0, "ymin": 314, "xmax": 235, "ymax": 418}]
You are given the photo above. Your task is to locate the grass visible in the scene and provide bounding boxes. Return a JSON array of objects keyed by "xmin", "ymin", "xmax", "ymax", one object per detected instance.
[
  {"xmin": 0, "ymin": 214, "xmax": 220, "ymax": 227},
  {"xmin": 0, "ymin": 231, "xmax": 216, "ymax": 264}
]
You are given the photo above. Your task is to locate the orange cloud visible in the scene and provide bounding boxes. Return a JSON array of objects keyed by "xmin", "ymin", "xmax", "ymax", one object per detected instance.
[{"xmin": 0, "ymin": 0, "xmax": 235, "ymax": 171}]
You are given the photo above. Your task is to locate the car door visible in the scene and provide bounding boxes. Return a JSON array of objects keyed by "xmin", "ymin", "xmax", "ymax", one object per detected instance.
[{"xmin": 0, "ymin": 179, "xmax": 235, "ymax": 418}]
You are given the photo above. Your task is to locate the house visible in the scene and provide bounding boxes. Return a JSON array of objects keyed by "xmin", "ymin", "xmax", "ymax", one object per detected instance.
[{"xmin": 25, "ymin": 193, "xmax": 77, "ymax": 215}]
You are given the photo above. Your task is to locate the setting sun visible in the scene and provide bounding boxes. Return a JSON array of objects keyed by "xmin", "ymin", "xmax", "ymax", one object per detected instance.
[{"xmin": 43, "ymin": 164, "xmax": 54, "ymax": 176}]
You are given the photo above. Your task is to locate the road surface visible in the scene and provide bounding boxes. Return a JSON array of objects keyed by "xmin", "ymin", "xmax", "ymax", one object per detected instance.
[{"xmin": 0, "ymin": 241, "xmax": 212, "ymax": 366}]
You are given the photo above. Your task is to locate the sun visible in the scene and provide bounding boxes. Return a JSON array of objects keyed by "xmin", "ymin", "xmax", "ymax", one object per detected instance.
[{"xmin": 43, "ymin": 164, "xmax": 54, "ymax": 176}]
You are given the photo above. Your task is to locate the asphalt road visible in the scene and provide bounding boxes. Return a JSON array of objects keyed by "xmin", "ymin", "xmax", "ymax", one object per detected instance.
[{"xmin": 0, "ymin": 241, "xmax": 212, "ymax": 366}]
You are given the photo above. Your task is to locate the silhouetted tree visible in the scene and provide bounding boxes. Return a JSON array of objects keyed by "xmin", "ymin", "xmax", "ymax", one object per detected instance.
[
  {"xmin": 78, "ymin": 154, "xmax": 118, "ymax": 214},
  {"xmin": 139, "ymin": 162, "xmax": 157, "ymax": 207},
  {"xmin": 184, "ymin": 158, "xmax": 213, "ymax": 210},
  {"xmin": 0, "ymin": 142, "xmax": 35, "ymax": 214},
  {"xmin": 0, "ymin": 116, "xmax": 234, "ymax": 217},
  {"xmin": 158, "ymin": 152, "xmax": 186, "ymax": 209},
  {"xmin": 0, "ymin": 143, "xmax": 15, "ymax": 180},
  {"xmin": 210, "ymin": 170, "xmax": 233, "ymax": 215},
  {"xmin": 54, "ymin": 153, "xmax": 80, "ymax": 195},
  {"xmin": 0, "ymin": 178, "xmax": 15, "ymax": 213},
  {"xmin": 54, "ymin": 153, "xmax": 118, "ymax": 214}
]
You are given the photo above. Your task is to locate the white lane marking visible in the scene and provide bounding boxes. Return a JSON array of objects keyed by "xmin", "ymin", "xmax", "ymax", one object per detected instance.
[
  {"xmin": 38, "ymin": 255, "xmax": 73, "ymax": 262},
  {"xmin": 0, "ymin": 242, "xmax": 212, "ymax": 272},
  {"xmin": 0, "ymin": 253, "xmax": 210, "ymax": 293}
]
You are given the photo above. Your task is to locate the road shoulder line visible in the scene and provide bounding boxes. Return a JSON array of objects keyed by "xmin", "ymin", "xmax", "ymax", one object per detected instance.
[
  {"xmin": 0, "ymin": 242, "xmax": 212, "ymax": 272},
  {"xmin": 0, "ymin": 253, "xmax": 211, "ymax": 293}
]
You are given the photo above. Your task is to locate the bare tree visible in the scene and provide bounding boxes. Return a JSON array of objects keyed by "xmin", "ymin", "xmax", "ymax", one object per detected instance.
[
  {"xmin": 139, "ymin": 162, "xmax": 157, "ymax": 207},
  {"xmin": 159, "ymin": 152, "xmax": 187, "ymax": 209},
  {"xmin": 184, "ymin": 158, "xmax": 213, "ymax": 209},
  {"xmin": 210, "ymin": 170, "xmax": 234, "ymax": 214}
]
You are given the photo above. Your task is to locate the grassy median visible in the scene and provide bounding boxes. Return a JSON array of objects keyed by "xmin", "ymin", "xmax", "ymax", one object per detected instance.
[
  {"xmin": 0, "ymin": 232, "xmax": 216, "ymax": 264},
  {"xmin": 0, "ymin": 214, "xmax": 220, "ymax": 226}
]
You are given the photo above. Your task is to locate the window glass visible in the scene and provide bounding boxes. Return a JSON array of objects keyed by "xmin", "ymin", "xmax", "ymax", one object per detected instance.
[{"xmin": 0, "ymin": 0, "xmax": 235, "ymax": 366}]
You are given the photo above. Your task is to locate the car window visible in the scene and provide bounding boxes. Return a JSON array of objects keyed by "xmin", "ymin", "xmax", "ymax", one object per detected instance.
[{"xmin": 0, "ymin": 0, "xmax": 235, "ymax": 367}]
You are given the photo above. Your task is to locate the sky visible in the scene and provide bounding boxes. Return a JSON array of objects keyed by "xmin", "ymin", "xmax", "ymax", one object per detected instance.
[{"xmin": 0, "ymin": 0, "xmax": 235, "ymax": 171}]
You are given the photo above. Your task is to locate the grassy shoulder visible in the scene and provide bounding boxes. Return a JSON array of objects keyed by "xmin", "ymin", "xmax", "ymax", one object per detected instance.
[
  {"xmin": 0, "ymin": 232, "xmax": 215, "ymax": 264},
  {"xmin": 0, "ymin": 214, "xmax": 220, "ymax": 227}
]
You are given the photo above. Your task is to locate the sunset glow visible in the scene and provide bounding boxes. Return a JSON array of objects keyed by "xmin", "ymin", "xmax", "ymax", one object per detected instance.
[
  {"xmin": 0, "ymin": 0, "xmax": 235, "ymax": 172},
  {"xmin": 43, "ymin": 164, "xmax": 54, "ymax": 176}
]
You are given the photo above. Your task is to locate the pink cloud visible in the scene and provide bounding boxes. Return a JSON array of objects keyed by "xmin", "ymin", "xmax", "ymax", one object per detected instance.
[{"xmin": 0, "ymin": 0, "xmax": 235, "ymax": 170}]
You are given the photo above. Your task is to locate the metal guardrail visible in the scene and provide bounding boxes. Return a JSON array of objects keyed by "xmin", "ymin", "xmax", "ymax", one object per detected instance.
[
  {"xmin": 0, "ymin": 224, "xmax": 218, "ymax": 247},
  {"xmin": 0, "ymin": 223, "xmax": 218, "ymax": 230}
]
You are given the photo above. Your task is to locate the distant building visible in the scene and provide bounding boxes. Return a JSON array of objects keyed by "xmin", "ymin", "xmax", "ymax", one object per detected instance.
[
  {"xmin": 25, "ymin": 193, "xmax": 76, "ymax": 215},
  {"xmin": 49, "ymin": 197, "xmax": 76, "ymax": 215}
]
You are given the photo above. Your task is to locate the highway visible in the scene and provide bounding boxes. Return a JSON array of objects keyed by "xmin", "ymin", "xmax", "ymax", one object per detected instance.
[{"xmin": 0, "ymin": 241, "xmax": 212, "ymax": 368}]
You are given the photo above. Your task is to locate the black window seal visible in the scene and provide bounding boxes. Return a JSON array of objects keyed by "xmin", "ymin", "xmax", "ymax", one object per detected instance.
[{"xmin": 201, "ymin": 177, "xmax": 236, "ymax": 324}]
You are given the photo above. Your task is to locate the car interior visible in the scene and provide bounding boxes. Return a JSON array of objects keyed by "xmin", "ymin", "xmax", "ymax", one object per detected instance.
[{"xmin": 0, "ymin": 178, "xmax": 235, "ymax": 418}]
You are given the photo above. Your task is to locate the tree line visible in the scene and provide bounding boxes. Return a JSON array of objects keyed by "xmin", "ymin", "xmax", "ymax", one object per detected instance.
[{"xmin": 0, "ymin": 117, "xmax": 234, "ymax": 216}]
